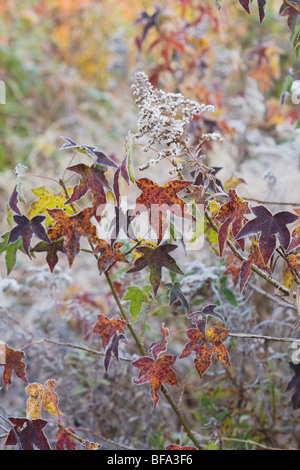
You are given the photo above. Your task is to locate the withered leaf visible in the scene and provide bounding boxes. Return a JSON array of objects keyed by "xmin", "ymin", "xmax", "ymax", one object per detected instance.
[
  {"xmin": 5, "ymin": 417, "xmax": 51, "ymax": 450},
  {"xmin": 287, "ymin": 209, "xmax": 300, "ymax": 252},
  {"xmin": 8, "ymin": 185, "xmax": 22, "ymax": 215},
  {"xmin": 235, "ymin": 205, "xmax": 299, "ymax": 264},
  {"xmin": 60, "ymin": 136, "xmax": 117, "ymax": 168},
  {"xmin": 65, "ymin": 164, "xmax": 110, "ymax": 221},
  {"xmin": 56, "ymin": 428, "xmax": 76, "ymax": 450},
  {"xmin": 0, "ymin": 344, "xmax": 28, "ymax": 388},
  {"xmin": 104, "ymin": 332, "xmax": 127, "ymax": 372},
  {"xmin": 133, "ymin": 178, "xmax": 193, "ymax": 244},
  {"xmin": 239, "ymin": 0, "xmax": 266, "ymax": 24},
  {"xmin": 8, "ymin": 214, "xmax": 50, "ymax": 259},
  {"xmin": 216, "ymin": 189, "xmax": 251, "ymax": 256},
  {"xmin": 26, "ymin": 379, "xmax": 63, "ymax": 420},
  {"xmin": 131, "ymin": 354, "xmax": 178, "ymax": 407},
  {"xmin": 113, "ymin": 156, "xmax": 130, "ymax": 208},
  {"xmin": 149, "ymin": 323, "xmax": 170, "ymax": 361},
  {"xmin": 127, "ymin": 243, "xmax": 183, "ymax": 295},
  {"xmin": 187, "ymin": 305, "xmax": 224, "ymax": 337},
  {"xmin": 92, "ymin": 314, "xmax": 127, "ymax": 350},
  {"xmin": 239, "ymin": 239, "xmax": 270, "ymax": 292},
  {"xmin": 47, "ymin": 207, "xmax": 99, "ymax": 267},
  {"xmin": 94, "ymin": 240, "xmax": 127, "ymax": 273},
  {"xmin": 180, "ymin": 327, "xmax": 230, "ymax": 378}
]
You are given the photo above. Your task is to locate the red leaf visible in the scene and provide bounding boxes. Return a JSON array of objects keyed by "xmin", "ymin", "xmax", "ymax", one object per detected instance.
[
  {"xmin": 216, "ymin": 189, "xmax": 251, "ymax": 256},
  {"xmin": 92, "ymin": 314, "xmax": 127, "ymax": 350},
  {"xmin": 47, "ymin": 207, "xmax": 99, "ymax": 267},
  {"xmin": 132, "ymin": 354, "xmax": 178, "ymax": 407},
  {"xmin": 149, "ymin": 323, "xmax": 170, "ymax": 360},
  {"xmin": 56, "ymin": 427, "xmax": 76, "ymax": 450},
  {"xmin": 31, "ymin": 239, "xmax": 65, "ymax": 273},
  {"xmin": 104, "ymin": 332, "xmax": 127, "ymax": 371},
  {"xmin": 180, "ymin": 327, "xmax": 230, "ymax": 378},
  {"xmin": 239, "ymin": 239, "xmax": 270, "ymax": 292},
  {"xmin": 5, "ymin": 417, "xmax": 51, "ymax": 450},
  {"xmin": 0, "ymin": 344, "xmax": 28, "ymax": 388}
]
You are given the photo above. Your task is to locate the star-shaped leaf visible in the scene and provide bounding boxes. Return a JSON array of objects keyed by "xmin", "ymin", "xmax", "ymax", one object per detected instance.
[
  {"xmin": 5, "ymin": 417, "xmax": 51, "ymax": 450},
  {"xmin": 131, "ymin": 354, "xmax": 178, "ymax": 407},
  {"xmin": 0, "ymin": 344, "xmax": 28, "ymax": 388},
  {"xmin": 180, "ymin": 327, "xmax": 230, "ymax": 378},
  {"xmin": 133, "ymin": 178, "xmax": 193, "ymax": 244},
  {"xmin": 127, "ymin": 243, "xmax": 183, "ymax": 295},
  {"xmin": 93, "ymin": 240, "xmax": 127, "ymax": 273},
  {"xmin": 47, "ymin": 207, "xmax": 99, "ymax": 267},
  {"xmin": 235, "ymin": 205, "xmax": 299, "ymax": 264},
  {"xmin": 56, "ymin": 427, "xmax": 76, "ymax": 450},
  {"xmin": 123, "ymin": 285, "xmax": 153, "ymax": 321},
  {"xmin": 7, "ymin": 214, "xmax": 50, "ymax": 259},
  {"xmin": 92, "ymin": 314, "xmax": 127, "ymax": 350},
  {"xmin": 65, "ymin": 164, "xmax": 110, "ymax": 221},
  {"xmin": 26, "ymin": 379, "xmax": 63, "ymax": 419},
  {"xmin": 216, "ymin": 189, "xmax": 251, "ymax": 256},
  {"xmin": 31, "ymin": 239, "xmax": 65, "ymax": 273},
  {"xmin": 187, "ymin": 305, "xmax": 225, "ymax": 337},
  {"xmin": 60, "ymin": 136, "xmax": 117, "ymax": 168}
]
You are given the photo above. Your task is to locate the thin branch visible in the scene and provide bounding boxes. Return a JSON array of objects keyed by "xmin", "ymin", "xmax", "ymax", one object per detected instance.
[
  {"xmin": 246, "ymin": 197, "xmax": 300, "ymax": 207},
  {"xmin": 228, "ymin": 332, "xmax": 299, "ymax": 343}
]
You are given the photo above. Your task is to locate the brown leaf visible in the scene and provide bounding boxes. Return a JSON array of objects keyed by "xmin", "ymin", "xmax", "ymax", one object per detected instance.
[{"xmin": 0, "ymin": 344, "xmax": 28, "ymax": 388}]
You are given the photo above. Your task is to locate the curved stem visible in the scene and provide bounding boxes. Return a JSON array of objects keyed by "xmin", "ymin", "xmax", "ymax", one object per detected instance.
[{"xmin": 104, "ymin": 269, "xmax": 201, "ymax": 449}]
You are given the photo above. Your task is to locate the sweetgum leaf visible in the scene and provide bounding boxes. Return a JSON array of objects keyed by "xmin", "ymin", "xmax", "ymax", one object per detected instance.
[
  {"xmin": 239, "ymin": 239, "xmax": 270, "ymax": 292},
  {"xmin": 133, "ymin": 178, "xmax": 193, "ymax": 244},
  {"xmin": 0, "ymin": 232, "xmax": 23, "ymax": 275},
  {"xmin": 26, "ymin": 379, "xmax": 63, "ymax": 419},
  {"xmin": 0, "ymin": 344, "xmax": 28, "ymax": 388},
  {"xmin": 27, "ymin": 186, "xmax": 75, "ymax": 228},
  {"xmin": 104, "ymin": 332, "xmax": 127, "ymax": 372},
  {"xmin": 149, "ymin": 323, "xmax": 170, "ymax": 360},
  {"xmin": 180, "ymin": 327, "xmax": 230, "ymax": 378},
  {"xmin": 8, "ymin": 214, "xmax": 50, "ymax": 259},
  {"xmin": 239, "ymin": 0, "xmax": 266, "ymax": 23},
  {"xmin": 65, "ymin": 164, "xmax": 110, "ymax": 221},
  {"xmin": 47, "ymin": 207, "xmax": 99, "ymax": 267},
  {"xmin": 216, "ymin": 189, "xmax": 251, "ymax": 256},
  {"xmin": 92, "ymin": 314, "xmax": 127, "ymax": 350},
  {"xmin": 235, "ymin": 205, "xmax": 299, "ymax": 263},
  {"xmin": 123, "ymin": 285, "xmax": 153, "ymax": 321},
  {"xmin": 5, "ymin": 417, "xmax": 51, "ymax": 450},
  {"xmin": 31, "ymin": 239, "xmax": 65, "ymax": 273},
  {"xmin": 164, "ymin": 281, "xmax": 189, "ymax": 312},
  {"xmin": 127, "ymin": 243, "xmax": 183, "ymax": 295},
  {"xmin": 56, "ymin": 427, "xmax": 76, "ymax": 450},
  {"xmin": 60, "ymin": 136, "xmax": 117, "ymax": 168},
  {"xmin": 131, "ymin": 354, "xmax": 178, "ymax": 407}
]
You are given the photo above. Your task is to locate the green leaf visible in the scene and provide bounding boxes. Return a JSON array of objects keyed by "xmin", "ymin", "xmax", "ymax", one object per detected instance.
[
  {"xmin": 0, "ymin": 232, "xmax": 22, "ymax": 275},
  {"xmin": 123, "ymin": 285, "xmax": 153, "ymax": 321}
]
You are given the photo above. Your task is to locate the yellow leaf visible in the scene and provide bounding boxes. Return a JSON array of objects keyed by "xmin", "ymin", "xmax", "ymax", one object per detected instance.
[{"xmin": 26, "ymin": 379, "xmax": 63, "ymax": 419}]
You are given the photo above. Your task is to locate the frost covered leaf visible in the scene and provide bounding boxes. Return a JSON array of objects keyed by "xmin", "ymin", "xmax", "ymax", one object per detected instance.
[
  {"xmin": 180, "ymin": 327, "xmax": 230, "ymax": 378},
  {"xmin": 93, "ymin": 240, "xmax": 127, "ymax": 273},
  {"xmin": 113, "ymin": 156, "xmax": 130, "ymax": 208},
  {"xmin": 31, "ymin": 239, "xmax": 65, "ymax": 273},
  {"xmin": 149, "ymin": 323, "xmax": 170, "ymax": 360},
  {"xmin": 60, "ymin": 136, "xmax": 117, "ymax": 168},
  {"xmin": 5, "ymin": 417, "xmax": 51, "ymax": 450},
  {"xmin": 287, "ymin": 209, "xmax": 300, "ymax": 252},
  {"xmin": 133, "ymin": 178, "xmax": 193, "ymax": 244},
  {"xmin": 0, "ymin": 232, "xmax": 23, "ymax": 275},
  {"xmin": 216, "ymin": 189, "xmax": 251, "ymax": 256},
  {"xmin": 286, "ymin": 362, "xmax": 300, "ymax": 410},
  {"xmin": 223, "ymin": 175, "xmax": 246, "ymax": 193},
  {"xmin": 104, "ymin": 332, "xmax": 127, "ymax": 372},
  {"xmin": 239, "ymin": 239, "xmax": 270, "ymax": 292},
  {"xmin": 92, "ymin": 314, "xmax": 127, "ymax": 350},
  {"xmin": 238, "ymin": 0, "xmax": 267, "ymax": 24},
  {"xmin": 188, "ymin": 304, "xmax": 224, "ymax": 337},
  {"xmin": 235, "ymin": 205, "xmax": 299, "ymax": 264},
  {"xmin": 131, "ymin": 354, "xmax": 178, "ymax": 407},
  {"xmin": 123, "ymin": 285, "xmax": 153, "ymax": 321},
  {"xmin": 27, "ymin": 186, "xmax": 75, "ymax": 229},
  {"xmin": 0, "ymin": 344, "xmax": 28, "ymax": 388},
  {"xmin": 26, "ymin": 379, "xmax": 63, "ymax": 419},
  {"xmin": 56, "ymin": 427, "xmax": 76, "ymax": 450},
  {"xmin": 47, "ymin": 207, "xmax": 98, "ymax": 267},
  {"xmin": 8, "ymin": 214, "xmax": 50, "ymax": 259},
  {"xmin": 65, "ymin": 164, "xmax": 110, "ymax": 221},
  {"xmin": 164, "ymin": 281, "xmax": 189, "ymax": 312},
  {"xmin": 127, "ymin": 243, "xmax": 183, "ymax": 295}
]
